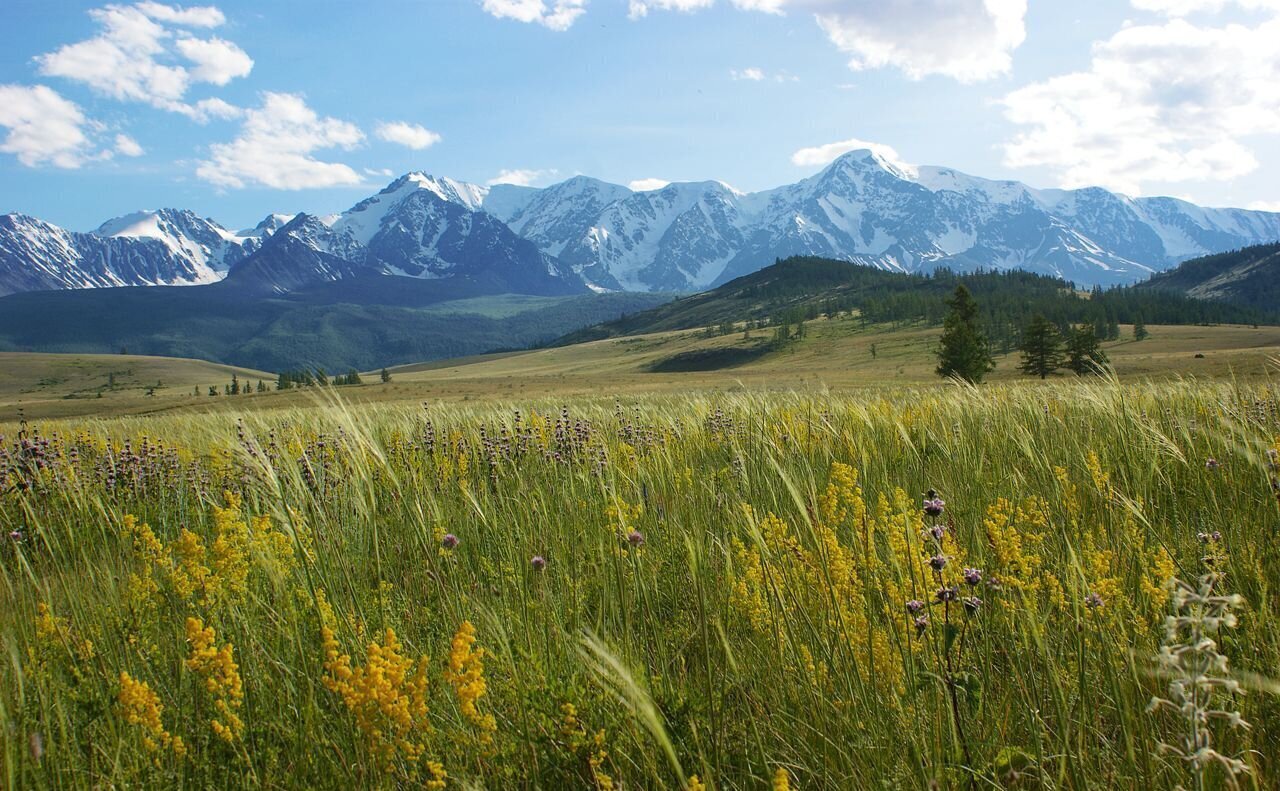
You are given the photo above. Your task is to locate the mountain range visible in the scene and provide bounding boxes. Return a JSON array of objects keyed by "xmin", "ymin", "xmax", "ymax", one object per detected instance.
[{"xmin": 4, "ymin": 150, "xmax": 1280, "ymax": 298}]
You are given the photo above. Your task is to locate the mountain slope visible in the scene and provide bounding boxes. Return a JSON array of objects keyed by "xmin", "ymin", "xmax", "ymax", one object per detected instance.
[{"xmin": 1138, "ymin": 242, "xmax": 1280, "ymax": 308}]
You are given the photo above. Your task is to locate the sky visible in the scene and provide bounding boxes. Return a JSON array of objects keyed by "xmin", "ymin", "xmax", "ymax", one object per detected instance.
[{"xmin": 2, "ymin": 0, "xmax": 1279, "ymax": 232}]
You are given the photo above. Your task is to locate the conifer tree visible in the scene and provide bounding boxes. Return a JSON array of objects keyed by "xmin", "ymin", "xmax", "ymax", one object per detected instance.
[
  {"xmin": 1134, "ymin": 317, "xmax": 1149, "ymax": 341},
  {"xmin": 1018, "ymin": 314, "xmax": 1065, "ymax": 379},
  {"xmin": 380, "ymin": 368, "xmax": 391, "ymax": 383},
  {"xmin": 936, "ymin": 285, "xmax": 995, "ymax": 383},
  {"xmin": 1066, "ymin": 324, "xmax": 1109, "ymax": 375}
]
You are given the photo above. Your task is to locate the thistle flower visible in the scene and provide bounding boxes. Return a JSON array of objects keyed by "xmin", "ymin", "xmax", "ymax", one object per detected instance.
[
  {"xmin": 531, "ymin": 555, "xmax": 548, "ymax": 571},
  {"xmin": 923, "ymin": 493, "xmax": 946, "ymax": 518},
  {"xmin": 441, "ymin": 533, "xmax": 459, "ymax": 550},
  {"xmin": 962, "ymin": 567, "xmax": 982, "ymax": 586},
  {"xmin": 906, "ymin": 599, "xmax": 926, "ymax": 615},
  {"xmin": 626, "ymin": 530, "xmax": 645, "ymax": 547}
]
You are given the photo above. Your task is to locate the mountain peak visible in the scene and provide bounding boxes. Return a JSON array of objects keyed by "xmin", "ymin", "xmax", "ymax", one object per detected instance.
[{"xmin": 826, "ymin": 147, "xmax": 920, "ymax": 182}]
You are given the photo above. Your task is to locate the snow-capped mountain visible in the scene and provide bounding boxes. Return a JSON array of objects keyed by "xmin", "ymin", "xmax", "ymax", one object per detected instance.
[
  {"xmin": 3, "ymin": 153, "xmax": 1278, "ymax": 298},
  {"xmin": 486, "ymin": 150, "xmax": 1280, "ymax": 291}
]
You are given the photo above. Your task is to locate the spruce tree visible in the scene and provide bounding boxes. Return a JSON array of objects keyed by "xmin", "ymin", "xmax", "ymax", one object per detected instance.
[
  {"xmin": 1018, "ymin": 314, "xmax": 1064, "ymax": 379},
  {"xmin": 1134, "ymin": 317, "xmax": 1149, "ymax": 341},
  {"xmin": 1066, "ymin": 324, "xmax": 1109, "ymax": 375},
  {"xmin": 935, "ymin": 284, "xmax": 995, "ymax": 383},
  {"xmin": 380, "ymin": 368, "xmax": 391, "ymax": 383}
]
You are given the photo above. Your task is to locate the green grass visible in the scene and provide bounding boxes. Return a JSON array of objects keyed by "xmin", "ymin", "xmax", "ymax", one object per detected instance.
[{"xmin": 2, "ymin": 380, "xmax": 1279, "ymax": 789}]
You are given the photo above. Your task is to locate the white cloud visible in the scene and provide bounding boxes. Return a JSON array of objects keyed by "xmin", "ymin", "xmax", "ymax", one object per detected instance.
[
  {"xmin": 135, "ymin": 1, "xmax": 225, "ymax": 27},
  {"xmin": 187, "ymin": 96, "xmax": 243, "ymax": 122},
  {"xmin": 628, "ymin": 0, "xmax": 714, "ymax": 18},
  {"xmin": 628, "ymin": 178, "xmax": 670, "ymax": 190},
  {"xmin": 196, "ymin": 92, "xmax": 365, "ymax": 189},
  {"xmin": 1132, "ymin": 0, "xmax": 1280, "ymax": 14},
  {"xmin": 730, "ymin": 67, "xmax": 766, "ymax": 81},
  {"xmin": 630, "ymin": 1, "xmax": 1026, "ymax": 82},
  {"xmin": 174, "ymin": 36, "xmax": 252, "ymax": 85},
  {"xmin": 375, "ymin": 121, "xmax": 443, "ymax": 150},
  {"xmin": 36, "ymin": 3, "xmax": 252, "ymax": 114},
  {"xmin": 0, "ymin": 84, "xmax": 97, "ymax": 168},
  {"xmin": 115, "ymin": 133, "xmax": 145, "ymax": 157},
  {"xmin": 486, "ymin": 168, "xmax": 558, "ymax": 186},
  {"xmin": 790, "ymin": 137, "xmax": 917, "ymax": 176},
  {"xmin": 1001, "ymin": 14, "xmax": 1280, "ymax": 194},
  {"xmin": 1248, "ymin": 200, "xmax": 1280, "ymax": 212},
  {"xmin": 812, "ymin": 0, "xmax": 1026, "ymax": 82},
  {"xmin": 480, "ymin": 0, "xmax": 588, "ymax": 30},
  {"xmin": 365, "ymin": 167, "xmax": 395, "ymax": 178}
]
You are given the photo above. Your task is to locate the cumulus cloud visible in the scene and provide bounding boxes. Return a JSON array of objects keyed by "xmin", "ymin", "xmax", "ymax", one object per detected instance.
[
  {"xmin": 36, "ymin": 2, "xmax": 252, "ymax": 114},
  {"xmin": 173, "ymin": 36, "xmax": 253, "ymax": 85},
  {"xmin": 1001, "ymin": 14, "xmax": 1280, "ymax": 194},
  {"xmin": 115, "ymin": 133, "xmax": 145, "ymax": 157},
  {"xmin": 196, "ymin": 92, "xmax": 365, "ymax": 189},
  {"xmin": 730, "ymin": 67, "xmax": 766, "ymax": 81},
  {"xmin": 1132, "ymin": 0, "xmax": 1280, "ymax": 14},
  {"xmin": 187, "ymin": 96, "xmax": 243, "ymax": 122},
  {"xmin": 365, "ymin": 167, "xmax": 395, "ymax": 178},
  {"xmin": 631, "ymin": 0, "xmax": 1026, "ymax": 82},
  {"xmin": 0, "ymin": 84, "xmax": 97, "ymax": 168},
  {"xmin": 628, "ymin": 0, "xmax": 714, "ymax": 18},
  {"xmin": 486, "ymin": 168, "xmax": 558, "ymax": 186},
  {"xmin": 790, "ymin": 137, "xmax": 917, "ymax": 176},
  {"xmin": 1248, "ymin": 200, "xmax": 1280, "ymax": 212},
  {"xmin": 628, "ymin": 178, "xmax": 670, "ymax": 190},
  {"xmin": 375, "ymin": 121, "xmax": 443, "ymax": 150},
  {"xmin": 479, "ymin": 0, "xmax": 588, "ymax": 30}
]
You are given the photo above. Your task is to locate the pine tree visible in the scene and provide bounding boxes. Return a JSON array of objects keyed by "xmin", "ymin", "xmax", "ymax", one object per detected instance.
[
  {"xmin": 1018, "ymin": 314, "xmax": 1065, "ymax": 379},
  {"xmin": 380, "ymin": 368, "xmax": 391, "ymax": 383},
  {"xmin": 1134, "ymin": 317, "xmax": 1149, "ymax": 341},
  {"xmin": 1066, "ymin": 324, "xmax": 1109, "ymax": 375},
  {"xmin": 935, "ymin": 285, "xmax": 995, "ymax": 383},
  {"xmin": 230, "ymin": 374, "xmax": 240, "ymax": 395}
]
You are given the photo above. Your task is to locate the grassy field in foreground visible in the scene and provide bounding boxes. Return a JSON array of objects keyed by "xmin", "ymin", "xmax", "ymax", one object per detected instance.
[
  {"xmin": 3, "ymin": 381, "xmax": 1279, "ymax": 788},
  {"xmin": 4, "ymin": 320, "xmax": 1280, "ymax": 422}
]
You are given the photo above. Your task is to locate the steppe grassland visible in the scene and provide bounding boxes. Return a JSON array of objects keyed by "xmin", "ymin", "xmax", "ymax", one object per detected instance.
[{"xmin": 3, "ymin": 380, "xmax": 1279, "ymax": 788}]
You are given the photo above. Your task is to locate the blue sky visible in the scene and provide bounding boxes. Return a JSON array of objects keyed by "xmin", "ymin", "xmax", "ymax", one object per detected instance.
[{"xmin": 2, "ymin": 0, "xmax": 1279, "ymax": 231}]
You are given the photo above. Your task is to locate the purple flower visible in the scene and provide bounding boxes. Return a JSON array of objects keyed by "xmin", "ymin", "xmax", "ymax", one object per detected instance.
[
  {"xmin": 914, "ymin": 615, "xmax": 930, "ymax": 635},
  {"xmin": 1085, "ymin": 592, "xmax": 1104, "ymax": 610},
  {"xmin": 962, "ymin": 596, "xmax": 982, "ymax": 615},
  {"xmin": 935, "ymin": 585, "xmax": 959, "ymax": 604},
  {"xmin": 531, "ymin": 555, "xmax": 548, "ymax": 571},
  {"xmin": 441, "ymin": 533, "xmax": 459, "ymax": 550},
  {"xmin": 962, "ymin": 567, "xmax": 982, "ymax": 586},
  {"xmin": 626, "ymin": 530, "xmax": 645, "ymax": 547},
  {"xmin": 1205, "ymin": 458, "xmax": 1221, "ymax": 471},
  {"xmin": 906, "ymin": 599, "xmax": 926, "ymax": 615},
  {"xmin": 8, "ymin": 530, "xmax": 21, "ymax": 541},
  {"xmin": 929, "ymin": 524, "xmax": 947, "ymax": 541},
  {"xmin": 928, "ymin": 554, "xmax": 948, "ymax": 571},
  {"xmin": 923, "ymin": 496, "xmax": 946, "ymax": 518}
]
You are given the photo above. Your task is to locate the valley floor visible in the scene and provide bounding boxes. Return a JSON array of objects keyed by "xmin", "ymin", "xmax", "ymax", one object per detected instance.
[{"xmin": 4, "ymin": 319, "xmax": 1279, "ymax": 422}]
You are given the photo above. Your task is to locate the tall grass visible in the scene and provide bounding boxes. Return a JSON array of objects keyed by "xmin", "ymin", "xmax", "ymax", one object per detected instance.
[{"xmin": 2, "ymin": 379, "xmax": 1278, "ymax": 789}]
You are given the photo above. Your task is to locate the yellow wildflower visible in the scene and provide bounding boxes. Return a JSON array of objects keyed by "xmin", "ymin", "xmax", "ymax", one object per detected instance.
[{"xmin": 184, "ymin": 617, "xmax": 244, "ymax": 742}]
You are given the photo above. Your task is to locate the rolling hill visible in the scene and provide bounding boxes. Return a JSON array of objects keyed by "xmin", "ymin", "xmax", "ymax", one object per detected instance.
[{"xmin": 1139, "ymin": 242, "xmax": 1280, "ymax": 308}]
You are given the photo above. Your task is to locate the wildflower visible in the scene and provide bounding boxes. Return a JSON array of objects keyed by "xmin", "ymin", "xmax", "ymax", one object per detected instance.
[
  {"xmin": 928, "ymin": 554, "xmax": 948, "ymax": 571},
  {"xmin": 773, "ymin": 767, "xmax": 792, "ymax": 791},
  {"xmin": 905, "ymin": 599, "xmax": 926, "ymax": 615},
  {"xmin": 531, "ymin": 554, "xmax": 548, "ymax": 571},
  {"xmin": 1205, "ymin": 458, "xmax": 1221, "ymax": 470},
  {"xmin": 446, "ymin": 620, "xmax": 497, "ymax": 748},
  {"xmin": 962, "ymin": 567, "xmax": 982, "ymax": 586},
  {"xmin": 923, "ymin": 493, "xmax": 946, "ymax": 518},
  {"xmin": 626, "ymin": 529, "xmax": 645, "ymax": 547},
  {"xmin": 929, "ymin": 524, "xmax": 947, "ymax": 541},
  {"xmin": 1197, "ymin": 531, "xmax": 1222, "ymax": 543},
  {"xmin": 117, "ymin": 671, "xmax": 184, "ymax": 757},
  {"xmin": 184, "ymin": 617, "xmax": 244, "ymax": 742},
  {"xmin": 914, "ymin": 615, "xmax": 931, "ymax": 634},
  {"xmin": 935, "ymin": 586, "xmax": 959, "ymax": 603},
  {"xmin": 688, "ymin": 775, "xmax": 707, "ymax": 791},
  {"xmin": 1085, "ymin": 592, "xmax": 1104, "ymax": 610},
  {"xmin": 441, "ymin": 533, "xmax": 459, "ymax": 550},
  {"xmin": 8, "ymin": 530, "xmax": 20, "ymax": 541},
  {"xmin": 962, "ymin": 596, "xmax": 983, "ymax": 614}
]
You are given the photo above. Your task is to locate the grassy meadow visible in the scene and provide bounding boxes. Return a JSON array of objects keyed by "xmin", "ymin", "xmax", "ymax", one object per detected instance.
[{"xmin": 3, "ymin": 377, "xmax": 1280, "ymax": 789}]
